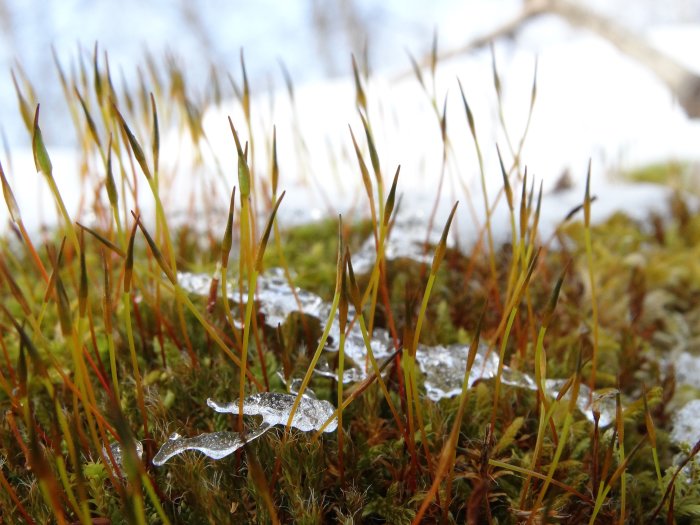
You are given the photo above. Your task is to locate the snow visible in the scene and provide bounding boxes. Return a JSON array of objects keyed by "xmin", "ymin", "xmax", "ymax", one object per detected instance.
[{"xmin": 1, "ymin": 2, "xmax": 699, "ymax": 240}]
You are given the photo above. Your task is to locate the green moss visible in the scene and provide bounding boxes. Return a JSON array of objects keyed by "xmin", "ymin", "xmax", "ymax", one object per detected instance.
[
  {"xmin": 619, "ymin": 160, "xmax": 689, "ymax": 187},
  {"xmin": 2, "ymin": 46, "xmax": 700, "ymax": 522}
]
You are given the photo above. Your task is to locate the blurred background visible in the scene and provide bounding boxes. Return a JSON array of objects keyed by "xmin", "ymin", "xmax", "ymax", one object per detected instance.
[
  {"xmin": 1, "ymin": 0, "xmax": 699, "ymax": 147},
  {"xmin": 1, "ymin": 0, "xmax": 700, "ymax": 236}
]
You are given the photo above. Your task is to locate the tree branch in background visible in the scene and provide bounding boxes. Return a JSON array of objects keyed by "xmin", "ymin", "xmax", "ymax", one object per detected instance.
[{"xmin": 406, "ymin": 0, "xmax": 700, "ymax": 118}]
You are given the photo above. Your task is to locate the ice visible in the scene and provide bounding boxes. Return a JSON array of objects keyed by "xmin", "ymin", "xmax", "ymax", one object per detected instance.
[
  {"xmin": 673, "ymin": 352, "xmax": 700, "ymax": 390},
  {"xmin": 153, "ymin": 391, "xmax": 337, "ymax": 466},
  {"xmin": 177, "ymin": 271, "xmax": 219, "ymax": 297},
  {"xmin": 543, "ymin": 380, "xmax": 617, "ymax": 427},
  {"xmin": 176, "ymin": 268, "xmax": 394, "ymax": 384},
  {"xmin": 324, "ymin": 323, "xmax": 395, "ymax": 383},
  {"xmin": 207, "ymin": 392, "xmax": 337, "ymax": 432},
  {"xmin": 415, "ymin": 344, "xmax": 616, "ymax": 426},
  {"xmin": 176, "ymin": 269, "xmax": 326, "ymax": 330},
  {"xmin": 416, "ymin": 343, "xmax": 499, "ymax": 401},
  {"xmin": 276, "ymin": 371, "xmax": 317, "ymax": 399},
  {"xmin": 176, "ymin": 267, "xmax": 617, "ymax": 426},
  {"xmin": 671, "ymin": 399, "xmax": 700, "ymax": 447},
  {"xmin": 314, "ymin": 355, "xmax": 374, "ymax": 384},
  {"xmin": 102, "ymin": 440, "xmax": 143, "ymax": 476},
  {"xmin": 152, "ymin": 427, "xmax": 270, "ymax": 466},
  {"xmin": 351, "ymin": 214, "xmax": 450, "ymax": 275},
  {"xmin": 255, "ymin": 269, "xmax": 328, "ymax": 327}
]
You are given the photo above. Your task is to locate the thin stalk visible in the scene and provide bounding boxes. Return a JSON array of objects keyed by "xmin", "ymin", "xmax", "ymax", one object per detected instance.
[
  {"xmin": 497, "ymin": 145, "xmax": 518, "ymax": 304},
  {"xmin": 615, "ymin": 391, "xmax": 626, "ymax": 525},
  {"xmin": 220, "ymin": 185, "xmax": 243, "ymax": 349},
  {"xmin": 32, "ymin": 106, "xmax": 80, "ymax": 255},
  {"xmin": 347, "ymin": 250, "xmax": 403, "ymax": 434},
  {"xmin": 237, "ymin": 193, "xmax": 285, "ymax": 431},
  {"xmin": 0, "ymin": 159, "xmax": 50, "ymax": 282},
  {"xmin": 490, "ymin": 44, "xmax": 516, "ymax": 161},
  {"xmin": 337, "ymin": 257, "xmax": 349, "ymax": 485},
  {"xmin": 406, "ymin": 203, "xmax": 458, "ymax": 472},
  {"xmin": 458, "ymin": 80, "xmax": 497, "ymax": 285},
  {"xmin": 528, "ymin": 352, "xmax": 583, "ymax": 524},
  {"xmin": 360, "ymin": 168, "xmax": 399, "ymax": 337},
  {"xmin": 413, "ymin": 311, "xmax": 484, "ymax": 523},
  {"xmin": 489, "ymin": 305, "xmax": 518, "ymax": 433},
  {"xmin": 237, "ymin": 269, "xmax": 257, "ymax": 431},
  {"xmin": 642, "ymin": 385, "xmax": 664, "ymax": 493},
  {"xmin": 583, "ymin": 162, "xmax": 600, "ymax": 394},
  {"xmin": 101, "ymin": 252, "xmax": 120, "ymax": 401},
  {"xmin": 123, "ymin": 221, "xmax": 149, "ymax": 441},
  {"xmin": 285, "ymin": 218, "xmax": 344, "ymax": 434}
]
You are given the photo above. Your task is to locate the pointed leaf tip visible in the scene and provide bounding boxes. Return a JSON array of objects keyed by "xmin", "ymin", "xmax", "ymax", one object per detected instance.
[
  {"xmin": 32, "ymin": 105, "xmax": 53, "ymax": 176},
  {"xmin": 0, "ymin": 160, "xmax": 21, "ymax": 222},
  {"xmin": 383, "ymin": 166, "xmax": 400, "ymax": 226},
  {"xmin": 496, "ymin": 144, "xmax": 512, "ymax": 210},
  {"xmin": 584, "ymin": 159, "xmax": 592, "ymax": 226},
  {"xmin": 114, "ymin": 103, "xmax": 152, "ymax": 180},
  {"xmin": 431, "ymin": 201, "xmax": 458, "ymax": 275},
  {"xmin": 254, "ymin": 191, "xmax": 285, "ymax": 272}
]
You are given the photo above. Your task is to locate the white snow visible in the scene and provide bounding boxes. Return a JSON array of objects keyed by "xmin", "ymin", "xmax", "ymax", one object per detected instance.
[{"xmin": 1, "ymin": 3, "xmax": 699, "ymax": 240}]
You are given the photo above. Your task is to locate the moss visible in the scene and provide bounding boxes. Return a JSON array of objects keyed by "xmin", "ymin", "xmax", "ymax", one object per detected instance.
[
  {"xmin": 262, "ymin": 217, "xmax": 373, "ymax": 298},
  {"xmin": 619, "ymin": 160, "xmax": 689, "ymax": 187},
  {"xmin": 2, "ymin": 45, "xmax": 700, "ymax": 523}
]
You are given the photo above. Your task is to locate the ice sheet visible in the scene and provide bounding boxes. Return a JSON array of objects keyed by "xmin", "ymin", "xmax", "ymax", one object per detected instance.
[
  {"xmin": 670, "ymin": 399, "xmax": 700, "ymax": 447},
  {"xmin": 153, "ymin": 392, "xmax": 337, "ymax": 466},
  {"xmin": 152, "ymin": 427, "xmax": 270, "ymax": 466},
  {"xmin": 177, "ymin": 268, "xmax": 618, "ymax": 426},
  {"xmin": 207, "ymin": 392, "xmax": 337, "ymax": 432}
]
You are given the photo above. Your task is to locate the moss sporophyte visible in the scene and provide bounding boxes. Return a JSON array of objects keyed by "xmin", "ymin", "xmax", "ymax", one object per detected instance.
[{"xmin": 1, "ymin": 44, "xmax": 699, "ymax": 524}]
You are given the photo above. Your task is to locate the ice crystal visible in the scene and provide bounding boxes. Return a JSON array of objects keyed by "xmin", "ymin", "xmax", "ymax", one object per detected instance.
[
  {"xmin": 175, "ymin": 269, "xmax": 617, "ymax": 427},
  {"xmin": 351, "ymin": 214, "xmax": 449, "ymax": 274},
  {"xmin": 207, "ymin": 392, "xmax": 337, "ymax": 432},
  {"xmin": 153, "ymin": 393, "xmax": 337, "ymax": 466},
  {"xmin": 671, "ymin": 399, "xmax": 700, "ymax": 447},
  {"xmin": 255, "ymin": 268, "xmax": 327, "ymax": 327},
  {"xmin": 152, "ymin": 427, "xmax": 270, "ymax": 466},
  {"xmin": 415, "ymin": 344, "xmax": 615, "ymax": 426}
]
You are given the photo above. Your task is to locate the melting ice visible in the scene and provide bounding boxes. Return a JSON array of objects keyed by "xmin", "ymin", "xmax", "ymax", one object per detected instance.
[
  {"xmin": 176, "ymin": 268, "xmax": 617, "ymax": 427},
  {"xmin": 671, "ymin": 399, "xmax": 700, "ymax": 448},
  {"xmin": 415, "ymin": 344, "xmax": 616, "ymax": 426},
  {"xmin": 152, "ymin": 427, "xmax": 269, "ymax": 466},
  {"xmin": 254, "ymin": 269, "xmax": 328, "ymax": 327},
  {"xmin": 153, "ymin": 393, "xmax": 336, "ymax": 466},
  {"xmin": 351, "ymin": 214, "xmax": 449, "ymax": 275},
  {"xmin": 207, "ymin": 392, "xmax": 337, "ymax": 432}
]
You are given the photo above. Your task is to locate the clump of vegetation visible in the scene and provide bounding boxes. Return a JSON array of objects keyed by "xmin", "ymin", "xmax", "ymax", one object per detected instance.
[{"xmin": 1, "ymin": 43, "xmax": 699, "ymax": 525}]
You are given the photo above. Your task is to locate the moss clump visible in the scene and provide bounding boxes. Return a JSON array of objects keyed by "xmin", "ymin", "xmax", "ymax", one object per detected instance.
[{"xmin": 1, "ymin": 45, "xmax": 699, "ymax": 523}]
